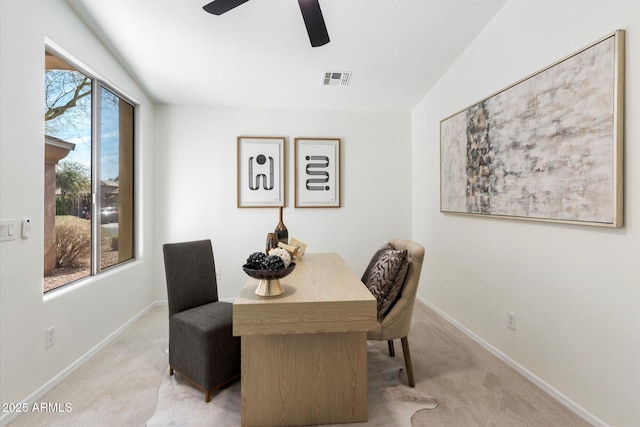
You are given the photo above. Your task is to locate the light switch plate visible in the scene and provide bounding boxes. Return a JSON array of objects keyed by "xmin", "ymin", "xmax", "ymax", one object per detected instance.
[{"xmin": 0, "ymin": 219, "xmax": 17, "ymax": 242}]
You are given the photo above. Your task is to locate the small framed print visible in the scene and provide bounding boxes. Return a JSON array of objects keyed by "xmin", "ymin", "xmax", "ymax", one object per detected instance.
[
  {"xmin": 237, "ymin": 136, "xmax": 285, "ymax": 208},
  {"xmin": 294, "ymin": 138, "xmax": 341, "ymax": 208}
]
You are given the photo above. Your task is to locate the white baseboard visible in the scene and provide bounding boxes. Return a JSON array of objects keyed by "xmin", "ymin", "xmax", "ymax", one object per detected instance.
[
  {"xmin": 416, "ymin": 295, "xmax": 607, "ymax": 427},
  {"xmin": 0, "ymin": 301, "xmax": 162, "ymax": 427}
]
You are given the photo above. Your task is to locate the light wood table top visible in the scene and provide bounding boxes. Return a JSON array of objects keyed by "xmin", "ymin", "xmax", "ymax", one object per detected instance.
[{"xmin": 233, "ymin": 252, "xmax": 377, "ymax": 336}]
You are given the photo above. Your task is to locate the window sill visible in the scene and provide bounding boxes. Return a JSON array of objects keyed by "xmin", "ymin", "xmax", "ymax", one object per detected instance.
[{"xmin": 43, "ymin": 258, "xmax": 142, "ymax": 302}]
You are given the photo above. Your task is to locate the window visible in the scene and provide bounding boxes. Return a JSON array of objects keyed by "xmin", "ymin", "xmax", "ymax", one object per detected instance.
[{"xmin": 44, "ymin": 48, "xmax": 135, "ymax": 292}]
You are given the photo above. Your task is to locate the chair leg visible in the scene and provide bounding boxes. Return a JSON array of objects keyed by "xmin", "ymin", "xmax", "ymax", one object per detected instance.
[
  {"xmin": 169, "ymin": 366, "xmax": 174, "ymax": 376},
  {"xmin": 400, "ymin": 336, "xmax": 415, "ymax": 387},
  {"xmin": 205, "ymin": 390, "xmax": 211, "ymax": 403},
  {"xmin": 387, "ymin": 339, "xmax": 395, "ymax": 357}
]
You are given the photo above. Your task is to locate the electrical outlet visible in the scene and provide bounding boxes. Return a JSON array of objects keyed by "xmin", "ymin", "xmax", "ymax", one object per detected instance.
[
  {"xmin": 45, "ymin": 326, "xmax": 56, "ymax": 348},
  {"xmin": 507, "ymin": 311, "xmax": 516, "ymax": 331}
]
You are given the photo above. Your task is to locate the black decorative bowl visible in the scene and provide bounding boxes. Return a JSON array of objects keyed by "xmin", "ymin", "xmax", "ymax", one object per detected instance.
[{"xmin": 242, "ymin": 263, "xmax": 296, "ymax": 296}]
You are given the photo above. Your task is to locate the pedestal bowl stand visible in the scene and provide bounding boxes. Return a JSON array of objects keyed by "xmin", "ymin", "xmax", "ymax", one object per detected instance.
[{"xmin": 242, "ymin": 263, "xmax": 296, "ymax": 297}]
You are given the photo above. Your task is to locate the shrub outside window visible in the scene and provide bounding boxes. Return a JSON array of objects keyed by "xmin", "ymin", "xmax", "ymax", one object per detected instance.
[{"xmin": 44, "ymin": 48, "xmax": 135, "ymax": 292}]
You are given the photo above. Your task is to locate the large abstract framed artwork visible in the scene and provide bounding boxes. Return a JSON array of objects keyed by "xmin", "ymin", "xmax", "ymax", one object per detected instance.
[
  {"xmin": 237, "ymin": 136, "xmax": 285, "ymax": 208},
  {"xmin": 440, "ymin": 30, "xmax": 624, "ymax": 227},
  {"xmin": 294, "ymin": 138, "xmax": 341, "ymax": 208}
]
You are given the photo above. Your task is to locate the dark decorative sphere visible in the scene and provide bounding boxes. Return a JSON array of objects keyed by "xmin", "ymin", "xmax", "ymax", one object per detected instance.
[
  {"xmin": 246, "ymin": 252, "xmax": 266, "ymax": 269},
  {"xmin": 262, "ymin": 255, "xmax": 285, "ymax": 271}
]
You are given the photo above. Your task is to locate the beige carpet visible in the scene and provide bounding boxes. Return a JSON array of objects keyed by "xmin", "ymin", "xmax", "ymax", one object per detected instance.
[
  {"xmin": 7, "ymin": 303, "xmax": 591, "ymax": 427},
  {"xmin": 147, "ymin": 344, "xmax": 437, "ymax": 426}
]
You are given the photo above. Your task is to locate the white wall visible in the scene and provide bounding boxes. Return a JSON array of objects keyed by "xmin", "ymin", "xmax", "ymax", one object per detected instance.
[
  {"xmin": 154, "ymin": 106, "xmax": 413, "ymax": 300},
  {"xmin": 0, "ymin": 0, "xmax": 156, "ymax": 417},
  {"xmin": 4, "ymin": 0, "xmax": 636, "ymax": 424},
  {"xmin": 412, "ymin": 0, "xmax": 639, "ymax": 425}
]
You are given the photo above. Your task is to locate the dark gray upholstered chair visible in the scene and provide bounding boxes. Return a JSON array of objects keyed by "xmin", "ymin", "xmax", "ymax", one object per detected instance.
[
  {"xmin": 366, "ymin": 239, "xmax": 425, "ymax": 387},
  {"xmin": 162, "ymin": 239, "xmax": 240, "ymax": 402}
]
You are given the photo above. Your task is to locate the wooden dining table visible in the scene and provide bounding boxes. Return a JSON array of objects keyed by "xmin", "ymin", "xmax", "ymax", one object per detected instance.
[{"xmin": 233, "ymin": 252, "xmax": 377, "ymax": 427}]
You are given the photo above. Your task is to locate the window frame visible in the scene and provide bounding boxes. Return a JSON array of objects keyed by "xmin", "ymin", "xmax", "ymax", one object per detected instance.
[{"xmin": 44, "ymin": 43, "xmax": 138, "ymax": 293}]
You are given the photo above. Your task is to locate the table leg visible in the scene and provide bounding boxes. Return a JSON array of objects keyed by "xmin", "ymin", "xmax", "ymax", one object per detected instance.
[{"xmin": 240, "ymin": 331, "xmax": 368, "ymax": 427}]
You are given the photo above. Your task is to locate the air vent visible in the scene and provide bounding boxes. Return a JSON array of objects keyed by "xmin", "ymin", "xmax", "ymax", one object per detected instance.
[{"xmin": 323, "ymin": 71, "xmax": 351, "ymax": 86}]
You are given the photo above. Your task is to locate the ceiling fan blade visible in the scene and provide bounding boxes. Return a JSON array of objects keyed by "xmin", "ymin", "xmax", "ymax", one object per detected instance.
[
  {"xmin": 203, "ymin": 0, "xmax": 250, "ymax": 15},
  {"xmin": 298, "ymin": 0, "xmax": 330, "ymax": 47}
]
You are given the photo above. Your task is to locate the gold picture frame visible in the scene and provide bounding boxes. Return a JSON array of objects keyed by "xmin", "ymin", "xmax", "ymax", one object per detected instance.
[
  {"xmin": 440, "ymin": 30, "xmax": 624, "ymax": 227},
  {"xmin": 294, "ymin": 138, "xmax": 341, "ymax": 208},
  {"xmin": 237, "ymin": 136, "xmax": 286, "ymax": 208}
]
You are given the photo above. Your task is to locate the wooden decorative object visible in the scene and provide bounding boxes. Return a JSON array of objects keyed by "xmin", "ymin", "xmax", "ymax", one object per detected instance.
[{"xmin": 284, "ymin": 237, "xmax": 307, "ymax": 258}]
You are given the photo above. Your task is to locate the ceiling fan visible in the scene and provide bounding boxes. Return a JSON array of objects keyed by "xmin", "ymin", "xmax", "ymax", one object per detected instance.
[{"xmin": 203, "ymin": 0, "xmax": 330, "ymax": 47}]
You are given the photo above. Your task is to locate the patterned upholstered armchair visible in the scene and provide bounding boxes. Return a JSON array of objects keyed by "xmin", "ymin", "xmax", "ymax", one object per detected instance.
[{"xmin": 365, "ymin": 238, "xmax": 425, "ymax": 387}]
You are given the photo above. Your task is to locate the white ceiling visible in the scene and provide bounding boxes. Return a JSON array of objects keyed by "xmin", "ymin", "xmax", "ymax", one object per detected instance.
[{"xmin": 65, "ymin": 0, "xmax": 507, "ymax": 111}]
